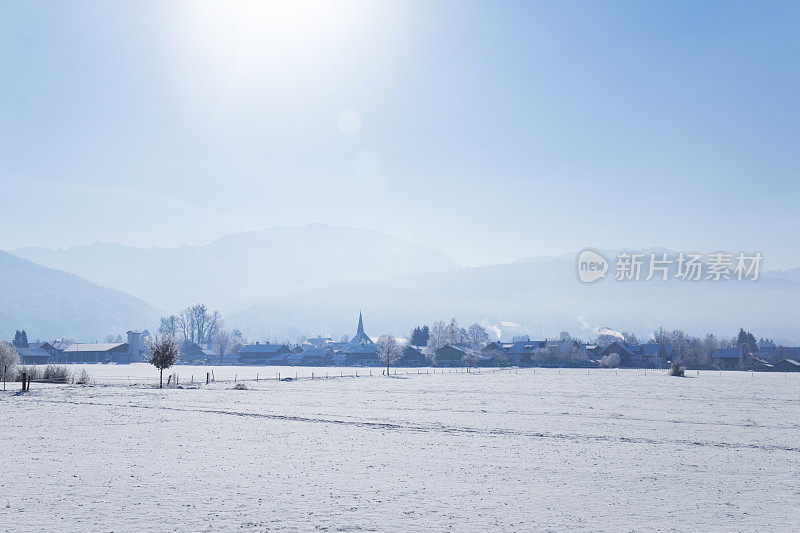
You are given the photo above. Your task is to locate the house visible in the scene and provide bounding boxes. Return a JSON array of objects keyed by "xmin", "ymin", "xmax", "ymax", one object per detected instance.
[
  {"xmin": 286, "ymin": 347, "xmax": 332, "ymax": 366},
  {"xmin": 18, "ymin": 347, "xmax": 51, "ymax": 365},
  {"xmin": 49, "ymin": 340, "xmax": 74, "ymax": 361},
  {"xmin": 761, "ymin": 346, "xmax": 800, "ymax": 362},
  {"xmin": 502, "ymin": 340, "xmax": 545, "ymax": 366},
  {"xmin": 397, "ymin": 346, "xmax": 428, "ymax": 367},
  {"xmin": 30, "ymin": 342, "xmax": 59, "ymax": 358},
  {"xmin": 752, "ymin": 358, "xmax": 775, "ymax": 372},
  {"xmin": 60, "ymin": 331, "xmax": 144, "ymax": 363},
  {"xmin": 635, "ymin": 343, "xmax": 674, "ymax": 367},
  {"xmin": 542, "ymin": 340, "xmax": 593, "ymax": 367},
  {"xmin": 180, "ymin": 342, "xmax": 216, "ymax": 364},
  {"xmin": 599, "ymin": 342, "xmax": 671, "ymax": 368},
  {"xmin": 775, "ymin": 359, "xmax": 800, "ymax": 372},
  {"xmin": 713, "ymin": 348, "xmax": 742, "ymax": 370},
  {"xmin": 238, "ymin": 342, "xmax": 292, "ymax": 365},
  {"xmin": 599, "ymin": 342, "xmax": 640, "ymax": 366},
  {"xmin": 62, "ymin": 342, "xmax": 128, "ymax": 363},
  {"xmin": 220, "ymin": 352, "xmax": 241, "ymax": 365},
  {"xmin": 340, "ymin": 312, "xmax": 380, "ymax": 366},
  {"xmin": 433, "ymin": 346, "xmax": 466, "ymax": 367}
]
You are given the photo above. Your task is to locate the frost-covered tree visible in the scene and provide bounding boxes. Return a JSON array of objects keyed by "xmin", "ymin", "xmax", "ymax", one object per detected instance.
[
  {"xmin": 0, "ymin": 341, "xmax": 20, "ymax": 383},
  {"xmin": 467, "ymin": 323, "xmax": 489, "ymax": 350},
  {"xmin": 444, "ymin": 319, "xmax": 468, "ymax": 346},
  {"xmin": 424, "ymin": 320, "xmax": 447, "ymax": 362},
  {"xmin": 599, "ymin": 352, "xmax": 621, "ymax": 368},
  {"xmin": 376, "ymin": 334, "xmax": 401, "ymax": 376},
  {"xmin": 213, "ymin": 329, "xmax": 235, "ymax": 363},
  {"xmin": 558, "ymin": 331, "xmax": 572, "ymax": 341},
  {"xmin": 622, "ymin": 331, "xmax": 639, "ymax": 345},
  {"xmin": 147, "ymin": 335, "xmax": 179, "ymax": 388},
  {"xmin": 180, "ymin": 304, "xmax": 222, "ymax": 344},
  {"xmin": 159, "ymin": 315, "xmax": 181, "ymax": 338},
  {"xmin": 462, "ymin": 347, "xmax": 481, "ymax": 370}
]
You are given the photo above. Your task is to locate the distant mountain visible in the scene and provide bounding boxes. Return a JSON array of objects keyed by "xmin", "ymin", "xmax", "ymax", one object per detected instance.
[
  {"xmin": 229, "ymin": 255, "xmax": 800, "ymax": 344},
  {"xmin": 12, "ymin": 224, "xmax": 459, "ymax": 313},
  {"xmin": 0, "ymin": 250, "xmax": 160, "ymax": 341},
  {"xmin": 763, "ymin": 267, "xmax": 800, "ymax": 283}
]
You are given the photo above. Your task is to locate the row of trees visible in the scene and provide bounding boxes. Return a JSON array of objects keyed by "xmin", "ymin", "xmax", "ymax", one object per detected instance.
[
  {"xmin": 158, "ymin": 304, "xmax": 245, "ymax": 363},
  {"xmin": 159, "ymin": 304, "xmax": 224, "ymax": 345}
]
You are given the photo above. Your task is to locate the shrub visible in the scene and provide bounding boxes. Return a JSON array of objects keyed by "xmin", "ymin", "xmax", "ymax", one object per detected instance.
[
  {"xmin": 669, "ymin": 361, "xmax": 686, "ymax": 377},
  {"xmin": 75, "ymin": 369, "xmax": 91, "ymax": 385},
  {"xmin": 233, "ymin": 383, "xmax": 248, "ymax": 390},
  {"xmin": 600, "ymin": 353, "xmax": 622, "ymax": 368},
  {"xmin": 42, "ymin": 365, "xmax": 72, "ymax": 383},
  {"xmin": 15, "ymin": 365, "xmax": 41, "ymax": 381}
]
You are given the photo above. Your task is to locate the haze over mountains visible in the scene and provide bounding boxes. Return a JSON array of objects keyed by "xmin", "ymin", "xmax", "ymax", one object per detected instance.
[
  {"xmin": 13, "ymin": 224, "xmax": 459, "ymax": 313},
  {"xmin": 5, "ymin": 224, "xmax": 800, "ymax": 343},
  {"xmin": 229, "ymin": 255, "xmax": 800, "ymax": 343},
  {"xmin": 0, "ymin": 250, "xmax": 159, "ymax": 340}
]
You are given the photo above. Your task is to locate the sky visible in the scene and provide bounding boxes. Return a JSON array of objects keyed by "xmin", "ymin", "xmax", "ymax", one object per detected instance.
[{"xmin": 1, "ymin": 0, "xmax": 799, "ymax": 268}]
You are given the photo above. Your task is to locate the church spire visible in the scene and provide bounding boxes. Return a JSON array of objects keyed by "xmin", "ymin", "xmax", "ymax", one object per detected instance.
[
  {"xmin": 349, "ymin": 310, "xmax": 373, "ymax": 346},
  {"xmin": 357, "ymin": 310, "xmax": 365, "ymax": 337}
]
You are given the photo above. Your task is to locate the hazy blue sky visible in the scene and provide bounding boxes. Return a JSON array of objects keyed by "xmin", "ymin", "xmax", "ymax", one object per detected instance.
[{"xmin": 1, "ymin": 1, "xmax": 798, "ymax": 267}]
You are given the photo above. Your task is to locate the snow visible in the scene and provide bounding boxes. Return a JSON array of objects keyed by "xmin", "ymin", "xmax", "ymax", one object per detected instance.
[{"xmin": 2, "ymin": 368, "xmax": 799, "ymax": 531}]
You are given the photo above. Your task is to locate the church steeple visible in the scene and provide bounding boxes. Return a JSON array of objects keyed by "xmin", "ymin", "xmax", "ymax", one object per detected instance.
[
  {"xmin": 350, "ymin": 310, "xmax": 373, "ymax": 346},
  {"xmin": 356, "ymin": 311, "xmax": 365, "ymax": 337}
]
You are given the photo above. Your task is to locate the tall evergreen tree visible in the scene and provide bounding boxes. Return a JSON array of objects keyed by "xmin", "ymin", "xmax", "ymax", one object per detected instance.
[
  {"xmin": 736, "ymin": 328, "xmax": 758, "ymax": 370},
  {"xmin": 409, "ymin": 325, "xmax": 430, "ymax": 347},
  {"xmin": 12, "ymin": 330, "xmax": 28, "ymax": 349}
]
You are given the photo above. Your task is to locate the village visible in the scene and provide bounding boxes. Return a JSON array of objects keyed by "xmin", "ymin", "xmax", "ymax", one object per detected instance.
[{"xmin": 8, "ymin": 312, "xmax": 800, "ymax": 373}]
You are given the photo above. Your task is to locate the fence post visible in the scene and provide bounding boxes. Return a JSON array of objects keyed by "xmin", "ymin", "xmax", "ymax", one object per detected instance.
[
  {"xmin": 22, "ymin": 372, "xmax": 27, "ymax": 391},
  {"xmin": 257, "ymin": 373, "xmax": 259, "ymax": 382},
  {"xmin": 206, "ymin": 372, "xmax": 210, "ymax": 384}
]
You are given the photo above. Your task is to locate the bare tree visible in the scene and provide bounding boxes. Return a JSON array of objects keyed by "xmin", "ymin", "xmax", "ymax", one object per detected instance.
[
  {"xmin": 444, "ymin": 318, "xmax": 468, "ymax": 346},
  {"xmin": 213, "ymin": 330, "xmax": 235, "ymax": 363},
  {"xmin": 622, "ymin": 331, "xmax": 639, "ymax": 344},
  {"xmin": 462, "ymin": 347, "xmax": 481, "ymax": 371},
  {"xmin": 424, "ymin": 320, "xmax": 447, "ymax": 363},
  {"xmin": 467, "ymin": 323, "xmax": 489, "ymax": 350},
  {"xmin": 159, "ymin": 315, "xmax": 181, "ymax": 337},
  {"xmin": 173, "ymin": 304, "xmax": 224, "ymax": 344},
  {"xmin": 147, "ymin": 335, "xmax": 179, "ymax": 388},
  {"xmin": 376, "ymin": 334, "xmax": 402, "ymax": 376}
]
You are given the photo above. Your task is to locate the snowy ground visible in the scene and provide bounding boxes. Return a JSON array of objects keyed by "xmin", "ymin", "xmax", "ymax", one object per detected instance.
[{"xmin": 2, "ymin": 368, "xmax": 799, "ymax": 532}]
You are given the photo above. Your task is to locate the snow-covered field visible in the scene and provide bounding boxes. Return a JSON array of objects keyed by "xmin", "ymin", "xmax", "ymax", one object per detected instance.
[{"xmin": 2, "ymin": 368, "xmax": 799, "ymax": 532}]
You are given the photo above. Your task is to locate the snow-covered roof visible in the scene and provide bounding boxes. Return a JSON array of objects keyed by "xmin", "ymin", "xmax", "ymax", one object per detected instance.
[{"xmin": 64, "ymin": 343, "xmax": 125, "ymax": 352}]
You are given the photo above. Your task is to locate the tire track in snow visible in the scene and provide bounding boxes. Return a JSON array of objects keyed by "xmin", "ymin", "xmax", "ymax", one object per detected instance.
[{"xmin": 17, "ymin": 396, "xmax": 800, "ymax": 454}]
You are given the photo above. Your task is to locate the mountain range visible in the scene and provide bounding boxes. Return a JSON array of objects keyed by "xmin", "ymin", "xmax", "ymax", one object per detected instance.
[
  {"xmin": 0, "ymin": 250, "xmax": 159, "ymax": 341},
  {"xmin": 12, "ymin": 224, "xmax": 459, "ymax": 313},
  {"xmin": 4, "ymin": 225, "xmax": 800, "ymax": 344}
]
